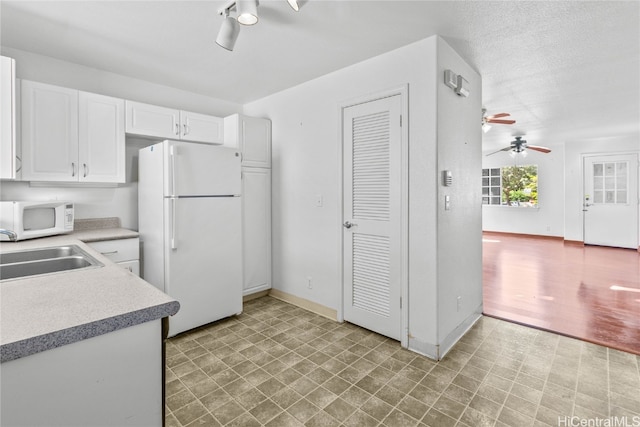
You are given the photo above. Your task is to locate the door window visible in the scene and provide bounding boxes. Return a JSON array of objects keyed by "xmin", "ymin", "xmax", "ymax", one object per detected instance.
[{"xmin": 593, "ymin": 161, "xmax": 627, "ymax": 204}]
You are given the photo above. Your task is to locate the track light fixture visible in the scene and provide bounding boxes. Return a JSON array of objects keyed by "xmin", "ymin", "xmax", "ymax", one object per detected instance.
[
  {"xmin": 237, "ymin": 0, "xmax": 259, "ymax": 25},
  {"xmin": 216, "ymin": 9, "xmax": 240, "ymax": 51},
  {"xmin": 216, "ymin": 0, "xmax": 299, "ymax": 51}
]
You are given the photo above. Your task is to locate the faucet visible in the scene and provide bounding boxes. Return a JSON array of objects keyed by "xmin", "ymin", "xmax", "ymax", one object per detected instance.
[{"xmin": 0, "ymin": 229, "xmax": 17, "ymax": 241}]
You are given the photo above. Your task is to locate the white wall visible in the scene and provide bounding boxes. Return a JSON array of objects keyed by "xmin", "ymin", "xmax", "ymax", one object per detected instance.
[
  {"xmin": 564, "ymin": 134, "xmax": 640, "ymax": 243},
  {"xmin": 244, "ymin": 36, "xmax": 482, "ymax": 358},
  {"xmin": 435, "ymin": 39, "xmax": 483, "ymax": 353},
  {"xmin": 482, "ymin": 143, "xmax": 565, "ymax": 237},
  {"xmin": 0, "ymin": 47, "xmax": 242, "ymax": 229}
]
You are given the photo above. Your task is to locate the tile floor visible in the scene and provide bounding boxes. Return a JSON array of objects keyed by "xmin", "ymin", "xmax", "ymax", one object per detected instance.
[{"xmin": 165, "ymin": 297, "xmax": 640, "ymax": 427}]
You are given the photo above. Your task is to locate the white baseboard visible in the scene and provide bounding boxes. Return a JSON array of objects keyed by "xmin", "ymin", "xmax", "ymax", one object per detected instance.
[
  {"xmin": 268, "ymin": 289, "xmax": 338, "ymax": 321},
  {"xmin": 408, "ymin": 305, "xmax": 483, "ymax": 361}
]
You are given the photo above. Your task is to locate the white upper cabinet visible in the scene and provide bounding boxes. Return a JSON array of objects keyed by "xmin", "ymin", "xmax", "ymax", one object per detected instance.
[
  {"xmin": 125, "ymin": 100, "xmax": 223, "ymax": 144},
  {"xmin": 21, "ymin": 80, "xmax": 125, "ymax": 183},
  {"xmin": 180, "ymin": 110, "xmax": 223, "ymax": 144},
  {"xmin": 22, "ymin": 81, "xmax": 79, "ymax": 182},
  {"xmin": 125, "ymin": 101, "xmax": 179, "ymax": 140},
  {"xmin": 1, "ymin": 56, "xmax": 17, "ymax": 180},
  {"xmin": 79, "ymin": 92, "xmax": 125, "ymax": 183},
  {"xmin": 224, "ymin": 114, "xmax": 271, "ymax": 168}
]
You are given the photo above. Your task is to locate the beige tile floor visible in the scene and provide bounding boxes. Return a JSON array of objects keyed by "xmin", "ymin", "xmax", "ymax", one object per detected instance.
[{"xmin": 165, "ymin": 297, "xmax": 640, "ymax": 427}]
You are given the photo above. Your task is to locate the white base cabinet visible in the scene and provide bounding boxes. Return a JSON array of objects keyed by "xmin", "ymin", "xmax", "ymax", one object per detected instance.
[
  {"xmin": 21, "ymin": 80, "xmax": 125, "ymax": 183},
  {"xmin": 125, "ymin": 100, "xmax": 223, "ymax": 144},
  {"xmin": 1, "ymin": 320, "xmax": 163, "ymax": 427},
  {"xmin": 87, "ymin": 237, "xmax": 140, "ymax": 276}
]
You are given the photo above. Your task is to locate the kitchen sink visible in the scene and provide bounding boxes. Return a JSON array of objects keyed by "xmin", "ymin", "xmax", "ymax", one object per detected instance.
[{"xmin": 0, "ymin": 245, "xmax": 103, "ymax": 281}]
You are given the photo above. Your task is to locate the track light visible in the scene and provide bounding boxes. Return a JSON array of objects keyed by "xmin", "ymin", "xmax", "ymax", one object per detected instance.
[
  {"xmin": 237, "ymin": 0, "xmax": 258, "ymax": 25},
  {"xmin": 216, "ymin": 9, "xmax": 240, "ymax": 51},
  {"xmin": 216, "ymin": 0, "xmax": 297, "ymax": 51}
]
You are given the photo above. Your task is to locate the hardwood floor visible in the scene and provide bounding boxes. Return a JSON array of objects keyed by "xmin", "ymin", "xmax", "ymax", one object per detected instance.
[{"xmin": 482, "ymin": 232, "xmax": 640, "ymax": 355}]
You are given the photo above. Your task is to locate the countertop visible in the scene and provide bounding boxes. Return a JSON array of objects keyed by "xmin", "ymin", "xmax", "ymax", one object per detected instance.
[{"xmin": 0, "ymin": 228, "xmax": 180, "ymax": 363}]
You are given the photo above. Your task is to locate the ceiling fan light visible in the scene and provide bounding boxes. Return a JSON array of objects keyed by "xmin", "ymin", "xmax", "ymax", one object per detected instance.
[
  {"xmin": 521, "ymin": 150, "xmax": 528, "ymax": 158},
  {"xmin": 237, "ymin": 0, "xmax": 259, "ymax": 25},
  {"xmin": 287, "ymin": 0, "xmax": 300, "ymax": 11},
  {"xmin": 216, "ymin": 14, "xmax": 240, "ymax": 51},
  {"xmin": 482, "ymin": 123, "xmax": 491, "ymax": 133},
  {"xmin": 509, "ymin": 150, "xmax": 516, "ymax": 158}
]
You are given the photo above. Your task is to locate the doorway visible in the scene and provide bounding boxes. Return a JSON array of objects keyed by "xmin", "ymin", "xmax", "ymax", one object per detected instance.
[
  {"xmin": 341, "ymin": 92, "xmax": 406, "ymax": 342},
  {"xmin": 583, "ymin": 153, "xmax": 639, "ymax": 249}
]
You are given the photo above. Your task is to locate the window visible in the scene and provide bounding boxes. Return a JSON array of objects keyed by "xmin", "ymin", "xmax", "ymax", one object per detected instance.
[
  {"xmin": 482, "ymin": 165, "xmax": 538, "ymax": 207},
  {"xmin": 592, "ymin": 161, "xmax": 627, "ymax": 204},
  {"xmin": 482, "ymin": 168, "xmax": 502, "ymax": 205}
]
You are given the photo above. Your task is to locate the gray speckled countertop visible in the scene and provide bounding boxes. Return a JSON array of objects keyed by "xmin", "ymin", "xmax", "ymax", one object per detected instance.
[{"xmin": 0, "ymin": 227, "xmax": 179, "ymax": 363}]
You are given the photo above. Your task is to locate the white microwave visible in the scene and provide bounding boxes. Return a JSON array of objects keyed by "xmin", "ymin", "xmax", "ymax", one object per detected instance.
[{"xmin": 0, "ymin": 201, "xmax": 74, "ymax": 241}]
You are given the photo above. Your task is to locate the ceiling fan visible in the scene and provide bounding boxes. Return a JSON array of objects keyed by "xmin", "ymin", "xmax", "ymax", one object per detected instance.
[
  {"xmin": 482, "ymin": 108, "xmax": 515, "ymax": 132},
  {"xmin": 486, "ymin": 136, "xmax": 552, "ymax": 157}
]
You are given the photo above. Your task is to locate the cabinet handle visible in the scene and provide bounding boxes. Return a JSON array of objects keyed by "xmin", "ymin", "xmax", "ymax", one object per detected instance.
[
  {"xmin": 15, "ymin": 156, "xmax": 21, "ymax": 173},
  {"xmin": 83, "ymin": 163, "xmax": 88, "ymax": 178},
  {"xmin": 71, "ymin": 162, "xmax": 76, "ymax": 177},
  {"xmin": 175, "ymin": 123, "xmax": 180, "ymax": 136},
  {"xmin": 100, "ymin": 250, "xmax": 119, "ymax": 255}
]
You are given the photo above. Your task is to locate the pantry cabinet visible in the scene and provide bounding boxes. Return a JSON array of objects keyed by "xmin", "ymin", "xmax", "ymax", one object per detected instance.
[
  {"xmin": 125, "ymin": 100, "xmax": 223, "ymax": 144},
  {"xmin": 1, "ymin": 56, "xmax": 17, "ymax": 180},
  {"xmin": 21, "ymin": 80, "xmax": 125, "ymax": 183},
  {"xmin": 224, "ymin": 114, "xmax": 272, "ymax": 296}
]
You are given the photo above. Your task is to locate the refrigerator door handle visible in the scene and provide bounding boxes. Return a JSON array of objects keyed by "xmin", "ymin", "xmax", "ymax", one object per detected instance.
[
  {"xmin": 170, "ymin": 198, "xmax": 177, "ymax": 250},
  {"xmin": 170, "ymin": 145, "xmax": 177, "ymax": 196}
]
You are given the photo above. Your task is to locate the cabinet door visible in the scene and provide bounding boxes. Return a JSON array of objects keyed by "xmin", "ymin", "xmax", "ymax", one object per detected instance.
[
  {"xmin": 223, "ymin": 114, "xmax": 272, "ymax": 168},
  {"xmin": 79, "ymin": 92, "xmax": 125, "ymax": 183},
  {"xmin": 242, "ymin": 168, "xmax": 271, "ymax": 295},
  {"xmin": 1, "ymin": 56, "xmax": 16, "ymax": 180},
  {"xmin": 125, "ymin": 101, "xmax": 179, "ymax": 139},
  {"xmin": 21, "ymin": 81, "xmax": 79, "ymax": 181},
  {"xmin": 240, "ymin": 116, "xmax": 271, "ymax": 168},
  {"xmin": 180, "ymin": 111, "xmax": 223, "ymax": 144}
]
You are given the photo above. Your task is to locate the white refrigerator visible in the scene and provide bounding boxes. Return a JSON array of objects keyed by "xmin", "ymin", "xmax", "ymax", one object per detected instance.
[{"xmin": 138, "ymin": 140, "xmax": 242, "ymax": 337}]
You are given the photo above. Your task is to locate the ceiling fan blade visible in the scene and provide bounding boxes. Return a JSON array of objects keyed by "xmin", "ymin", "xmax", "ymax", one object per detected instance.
[
  {"xmin": 486, "ymin": 119, "xmax": 516, "ymax": 125},
  {"xmin": 485, "ymin": 146, "xmax": 513, "ymax": 156},
  {"xmin": 486, "ymin": 112, "xmax": 510, "ymax": 119},
  {"xmin": 527, "ymin": 145, "xmax": 552, "ymax": 153}
]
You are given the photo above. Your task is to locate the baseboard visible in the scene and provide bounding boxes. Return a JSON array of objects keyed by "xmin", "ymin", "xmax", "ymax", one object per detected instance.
[
  {"xmin": 563, "ymin": 239, "xmax": 585, "ymax": 247},
  {"xmin": 408, "ymin": 306, "xmax": 483, "ymax": 361},
  {"xmin": 483, "ymin": 231, "xmax": 563, "ymax": 241},
  {"xmin": 268, "ymin": 289, "xmax": 338, "ymax": 322},
  {"xmin": 243, "ymin": 284, "xmax": 271, "ymax": 297},
  {"xmin": 243, "ymin": 290, "xmax": 270, "ymax": 302}
]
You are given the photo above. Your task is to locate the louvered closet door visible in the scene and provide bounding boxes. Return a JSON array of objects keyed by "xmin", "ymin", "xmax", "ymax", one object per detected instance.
[{"xmin": 343, "ymin": 95, "xmax": 402, "ymax": 340}]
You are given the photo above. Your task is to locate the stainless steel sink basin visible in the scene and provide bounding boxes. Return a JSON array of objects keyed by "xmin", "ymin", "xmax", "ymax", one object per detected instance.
[{"xmin": 0, "ymin": 245, "xmax": 103, "ymax": 281}]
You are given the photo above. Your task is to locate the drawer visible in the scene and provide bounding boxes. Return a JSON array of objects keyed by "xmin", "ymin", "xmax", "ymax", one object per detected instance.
[
  {"xmin": 118, "ymin": 260, "xmax": 140, "ymax": 276},
  {"xmin": 88, "ymin": 238, "xmax": 139, "ymax": 263}
]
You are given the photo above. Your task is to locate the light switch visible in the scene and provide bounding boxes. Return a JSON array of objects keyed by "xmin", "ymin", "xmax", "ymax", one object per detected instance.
[
  {"xmin": 445, "ymin": 195, "xmax": 451, "ymax": 210},
  {"xmin": 315, "ymin": 194, "xmax": 323, "ymax": 207}
]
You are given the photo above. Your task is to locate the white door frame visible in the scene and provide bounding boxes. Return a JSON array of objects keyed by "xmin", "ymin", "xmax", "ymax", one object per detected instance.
[
  {"xmin": 581, "ymin": 151, "xmax": 639, "ymax": 248},
  {"xmin": 337, "ymin": 85, "xmax": 409, "ymax": 349}
]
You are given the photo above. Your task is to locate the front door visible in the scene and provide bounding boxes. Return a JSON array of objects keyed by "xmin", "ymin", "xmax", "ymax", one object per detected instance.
[
  {"xmin": 342, "ymin": 94, "xmax": 402, "ymax": 340},
  {"xmin": 583, "ymin": 153, "xmax": 639, "ymax": 249}
]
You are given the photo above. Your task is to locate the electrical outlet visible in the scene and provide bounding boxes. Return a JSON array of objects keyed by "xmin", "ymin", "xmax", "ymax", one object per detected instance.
[
  {"xmin": 457, "ymin": 296, "xmax": 462, "ymax": 312},
  {"xmin": 307, "ymin": 276, "xmax": 312, "ymax": 289}
]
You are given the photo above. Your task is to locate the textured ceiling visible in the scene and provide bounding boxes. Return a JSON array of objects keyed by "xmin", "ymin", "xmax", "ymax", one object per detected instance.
[{"xmin": 1, "ymin": 1, "xmax": 638, "ymax": 151}]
